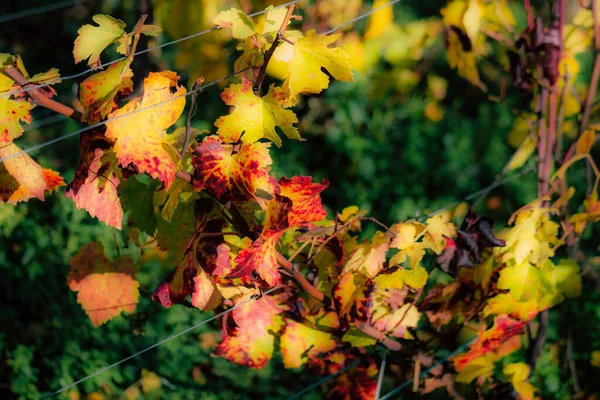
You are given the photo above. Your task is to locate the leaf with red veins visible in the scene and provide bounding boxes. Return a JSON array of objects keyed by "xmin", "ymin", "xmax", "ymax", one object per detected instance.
[
  {"xmin": 214, "ymin": 79, "xmax": 300, "ymax": 147},
  {"xmin": 192, "ymin": 136, "xmax": 275, "ymax": 207},
  {"xmin": 333, "ymin": 271, "xmax": 374, "ymax": 329},
  {"xmin": 328, "ymin": 359, "xmax": 378, "ymax": 400},
  {"xmin": 214, "ymin": 292, "xmax": 284, "ymax": 369},
  {"xmin": 262, "ymin": 194, "xmax": 293, "ymax": 234},
  {"xmin": 65, "ymin": 147, "xmax": 123, "ymax": 229},
  {"xmin": 230, "ymin": 232, "xmax": 284, "ymax": 286},
  {"xmin": 0, "ymin": 142, "xmax": 47, "ymax": 201},
  {"xmin": 105, "ymin": 71, "xmax": 186, "ymax": 189},
  {"xmin": 454, "ymin": 314, "xmax": 525, "ymax": 372},
  {"xmin": 0, "ymin": 163, "xmax": 65, "ymax": 205},
  {"xmin": 68, "ymin": 242, "xmax": 139, "ymax": 327},
  {"xmin": 280, "ymin": 318, "xmax": 339, "ymax": 369},
  {"xmin": 278, "ymin": 176, "xmax": 329, "ymax": 228}
]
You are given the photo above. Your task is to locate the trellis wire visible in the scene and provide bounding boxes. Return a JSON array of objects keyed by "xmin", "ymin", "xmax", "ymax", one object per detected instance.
[
  {"xmin": 0, "ymin": 0, "xmax": 401, "ymax": 164},
  {"xmin": 375, "ymin": 351, "xmax": 387, "ymax": 399},
  {"xmin": 0, "ymin": 0, "xmax": 300, "ymax": 99},
  {"xmin": 41, "ymin": 287, "xmax": 280, "ymax": 399},
  {"xmin": 0, "ymin": 0, "xmax": 95, "ymax": 24}
]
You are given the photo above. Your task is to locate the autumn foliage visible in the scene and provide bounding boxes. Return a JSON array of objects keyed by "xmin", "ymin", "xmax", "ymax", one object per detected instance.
[{"xmin": 2, "ymin": 0, "xmax": 600, "ymax": 398}]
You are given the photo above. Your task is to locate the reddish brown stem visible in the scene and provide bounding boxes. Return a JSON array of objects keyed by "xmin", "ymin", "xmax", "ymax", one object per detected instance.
[
  {"xmin": 276, "ymin": 252, "xmax": 335, "ymax": 309},
  {"xmin": 253, "ymin": 5, "xmax": 298, "ymax": 95},
  {"xmin": 356, "ymin": 321, "xmax": 402, "ymax": 351},
  {"xmin": 524, "ymin": 0, "xmax": 534, "ymax": 31},
  {"xmin": 4, "ymin": 66, "xmax": 82, "ymax": 121},
  {"xmin": 275, "ymin": 252, "xmax": 402, "ymax": 351}
]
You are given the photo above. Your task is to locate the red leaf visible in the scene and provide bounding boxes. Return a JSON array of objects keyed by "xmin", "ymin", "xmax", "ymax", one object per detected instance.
[
  {"xmin": 230, "ymin": 233, "xmax": 284, "ymax": 286},
  {"xmin": 454, "ymin": 314, "xmax": 525, "ymax": 371}
]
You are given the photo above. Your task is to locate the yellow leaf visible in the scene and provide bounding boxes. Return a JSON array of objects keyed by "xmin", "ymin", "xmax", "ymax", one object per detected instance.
[
  {"xmin": 484, "ymin": 293, "xmax": 539, "ymax": 320},
  {"xmin": 428, "ymin": 75, "xmax": 448, "ymax": 100},
  {"xmin": 497, "ymin": 261, "xmax": 544, "ymax": 302},
  {"xmin": 215, "ymin": 79, "xmax": 299, "ymax": 147},
  {"xmin": 455, "ymin": 353, "xmax": 495, "ymax": 383},
  {"xmin": 73, "ymin": 15, "xmax": 127, "ymax": 67},
  {"xmin": 576, "ymin": 130, "xmax": 595, "ymax": 154},
  {"xmin": 424, "ymin": 100, "xmax": 445, "ymax": 122},
  {"xmin": 344, "ymin": 231, "xmax": 390, "ymax": 277},
  {"xmin": 364, "ymin": 0, "xmax": 394, "ymax": 40},
  {"xmin": 213, "ymin": 8, "xmax": 256, "ymax": 39},
  {"xmin": 423, "ymin": 214, "xmax": 457, "ymax": 254},
  {"xmin": 0, "ymin": 142, "xmax": 46, "ymax": 201},
  {"xmin": 503, "ymin": 363, "xmax": 536, "ymax": 400},
  {"xmin": 282, "ymin": 30, "xmax": 354, "ymax": 100},
  {"xmin": 506, "ymin": 136, "xmax": 535, "ymax": 171},
  {"xmin": 105, "ymin": 71, "xmax": 186, "ymax": 189}
]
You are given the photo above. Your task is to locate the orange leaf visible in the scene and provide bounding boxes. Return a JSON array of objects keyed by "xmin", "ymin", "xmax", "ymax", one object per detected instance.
[
  {"xmin": 105, "ymin": 71, "xmax": 186, "ymax": 188},
  {"xmin": 214, "ymin": 292, "xmax": 284, "ymax": 369},
  {"xmin": 0, "ymin": 142, "xmax": 46, "ymax": 201},
  {"xmin": 231, "ymin": 233, "xmax": 283, "ymax": 286},
  {"xmin": 192, "ymin": 136, "xmax": 276, "ymax": 207},
  {"xmin": 65, "ymin": 146, "xmax": 123, "ymax": 229},
  {"xmin": 278, "ymin": 176, "xmax": 329, "ymax": 228},
  {"xmin": 454, "ymin": 314, "xmax": 525, "ymax": 372},
  {"xmin": 68, "ymin": 242, "xmax": 139, "ymax": 327}
]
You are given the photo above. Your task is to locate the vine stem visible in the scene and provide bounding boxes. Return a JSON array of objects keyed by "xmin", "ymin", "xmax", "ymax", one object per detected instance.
[
  {"xmin": 253, "ymin": 4, "xmax": 299, "ymax": 95},
  {"xmin": 274, "ymin": 252, "xmax": 402, "ymax": 351},
  {"xmin": 4, "ymin": 66, "xmax": 82, "ymax": 121}
]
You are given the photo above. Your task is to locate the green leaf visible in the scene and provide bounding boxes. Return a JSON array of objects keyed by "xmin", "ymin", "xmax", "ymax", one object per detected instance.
[
  {"xmin": 73, "ymin": 14, "xmax": 127, "ymax": 67},
  {"xmin": 342, "ymin": 327, "xmax": 377, "ymax": 347},
  {"xmin": 119, "ymin": 175, "xmax": 159, "ymax": 235},
  {"xmin": 155, "ymin": 197, "xmax": 195, "ymax": 260}
]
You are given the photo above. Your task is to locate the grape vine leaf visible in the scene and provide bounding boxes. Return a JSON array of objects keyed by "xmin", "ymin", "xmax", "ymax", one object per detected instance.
[
  {"xmin": 155, "ymin": 197, "xmax": 195, "ymax": 261},
  {"xmin": 344, "ymin": 231, "xmax": 391, "ymax": 277},
  {"xmin": 67, "ymin": 242, "xmax": 139, "ymax": 327},
  {"xmin": 280, "ymin": 30, "xmax": 354, "ymax": 100},
  {"xmin": 119, "ymin": 174, "xmax": 159, "ymax": 234},
  {"xmin": 66, "ymin": 143, "xmax": 123, "ymax": 229},
  {"xmin": 152, "ymin": 250, "xmax": 218, "ymax": 310},
  {"xmin": 503, "ymin": 363, "xmax": 536, "ymax": 400},
  {"xmin": 73, "ymin": 15, "xmax": 127, "ymax": 67},
  {"xmin": 333, "ymin": 271, "xmax": 374, "ymax": 328},
  {"xmin": 192, "ymin": 136, "xmax": 275, "ymax": 207},
  {"xmin": 105, "ymin": 71, "xmax": 186, "ymax": 189},
  {"xmin": 214, "ymin": 292, "xmax": 284, "ymax": 369},
  {"xmin": 454, "ymin": 314, "xmax": 525, "ymax": 373},
  {"xmin": 0, "ymin": 142, "xmax": 56, "ymax": 202},
  {"xmin": 0, "ymin": 163, "xmax": 64, "ymax": 205},
  {"xmin": 78, "ymin": 59, "xmax": 134, "ymax": 123},
  {"xmin": 215, "ymin": 79, "xmax": 299, "ymax": 147},
  {"xmin": 230, "ymin": 176, "xmax": 328, "ymax": 285},
  {"xmin": 280, "ymin": 318, "xmax": 338, "ymax": 368}
]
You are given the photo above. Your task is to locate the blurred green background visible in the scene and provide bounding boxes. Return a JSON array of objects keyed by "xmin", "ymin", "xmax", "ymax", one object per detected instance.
[{"xmin": 0, "ymin": 0, "xmax": 599, "ymax": 399}]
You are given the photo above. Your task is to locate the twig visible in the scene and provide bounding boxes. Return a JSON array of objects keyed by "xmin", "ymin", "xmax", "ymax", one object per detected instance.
[
  {"xmin": 4, "ymin": 66, "xmax": 82, "ymax": 121},
  {"xmin": 527, "ymin": 309, "xmax": 548, "ymax": 373},
  {"xmin": 275, "ymin": 252, "xmax": 403, "ymax": 351},
  {"xmin": 276, "ymin": 252, "xmax": 335, "ymax": 309},
  {"xmin": 253, "ymin": 4, "xmax": 299, "ymax": 95},
  {"xmin": 356, "ymin": 321, "xmax": 402, "ymax": 351},
  {"xmin": 566, "ymin": 328, "xmax": 581, "ymax": 393}
]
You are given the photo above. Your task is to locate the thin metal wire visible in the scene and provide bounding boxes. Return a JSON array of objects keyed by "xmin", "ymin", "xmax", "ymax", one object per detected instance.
[
  {"xmin": 22, "ymin": 113, "xmax": 67, "ymax": 132},
  {"xmin": 0, "ymin": 0, "xmax": 300, "ymax": 99},
  {"xmin": 285, "ymin": 361, "xmax": 360, "ymax": 400},
  {"xmin": 0, "ymin": 0, "xmax": 398, "ymax": 164},
  {"xmin": 378, "ymin": 336, "xmax": 477, "ymax": 400},
  {"xmin": 322, "ymin": 0, "xmax": 402, "ymax": 35},
  {"xmin": 41, "ymin": 287, "xmax": 280, "ymax": 399},
  {"xmin": 0, "ymin": 66, "xmax": 251, "ymax": 163},
  {"xmin": 424, "ymin": 164, "xmax": 537, "ymax": 218},
  {"xmin": 0, "ymin": 0, "xmax": 95, "ymax": 24}
]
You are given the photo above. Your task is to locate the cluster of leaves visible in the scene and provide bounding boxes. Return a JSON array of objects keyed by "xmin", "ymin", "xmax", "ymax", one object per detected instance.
[{"xmin": 2, "ymin": 0, "xmax": 600, "ymax": 399}]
